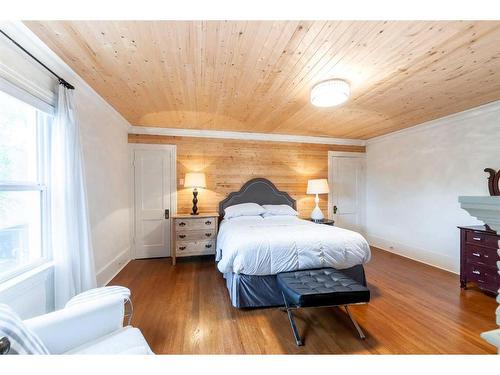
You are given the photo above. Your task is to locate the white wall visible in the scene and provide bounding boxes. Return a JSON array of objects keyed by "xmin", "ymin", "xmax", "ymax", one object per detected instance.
[
  {"xmin": 0, "ymin": 22, "xmax": 131, "ymax": 318},
  {"xmin": 75, "ymin": 75, "xmax": 131, "ymax": 287},
  {"xmin": 366, "ymin": 101, "xmax": 500, "ymax": 273}
]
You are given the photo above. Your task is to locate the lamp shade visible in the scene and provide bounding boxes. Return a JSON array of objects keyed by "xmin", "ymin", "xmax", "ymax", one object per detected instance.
[
  {"xmin": 307, "ymin": 179, "xmax": 329, "ymax": 194},
  {"xmin": 184, "ymin": 172, "xmax": 206, "ymax": 189}
]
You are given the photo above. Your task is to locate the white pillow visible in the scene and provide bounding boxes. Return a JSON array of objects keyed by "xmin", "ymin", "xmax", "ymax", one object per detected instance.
[
  {"xmin": 262, "ymin": 204, "xmax": 298, "ymax": 217},
  {"xmin": 225, "ymin": 215, "xmax": 264, "ymax": 223},
  {"xmin": 224, "ymin": 203, "xmax": 266, "ymax": 219}
]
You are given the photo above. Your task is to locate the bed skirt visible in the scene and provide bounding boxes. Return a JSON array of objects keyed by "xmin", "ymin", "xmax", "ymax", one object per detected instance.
[{"xmin": 223, "ymin": 264, "xmax": 367, "ymax": 308}]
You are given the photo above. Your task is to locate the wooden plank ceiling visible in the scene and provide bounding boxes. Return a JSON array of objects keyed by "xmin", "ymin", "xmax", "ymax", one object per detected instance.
[{"xmin": 26, "ymin": 21, "xmax": 500, "ymax": 139}]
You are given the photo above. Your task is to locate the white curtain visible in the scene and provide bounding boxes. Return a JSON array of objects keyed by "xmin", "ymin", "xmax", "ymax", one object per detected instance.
[{"xmin": 50, "ymin": 84, "xmax": 96, "ymax": 309}]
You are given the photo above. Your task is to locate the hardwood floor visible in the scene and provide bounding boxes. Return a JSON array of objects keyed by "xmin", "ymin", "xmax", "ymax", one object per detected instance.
[{"xmin": 110, "ymin": 247, "xmax": 498, "ymax": 354}]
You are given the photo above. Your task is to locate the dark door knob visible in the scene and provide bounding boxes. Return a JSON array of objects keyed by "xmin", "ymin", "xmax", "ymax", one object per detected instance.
[{"xmin": 333, "ymin": 205, "xmax": 338, "ymax": 214}]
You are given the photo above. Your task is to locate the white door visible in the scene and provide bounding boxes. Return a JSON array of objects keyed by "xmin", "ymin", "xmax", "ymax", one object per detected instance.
[
  {"xmin": 328, "ymin": 152, "xmax": 365, "ymax": 233},
  {"xmin": 134, "ymin": 148, "xmax": 173, "ymax": 259}
]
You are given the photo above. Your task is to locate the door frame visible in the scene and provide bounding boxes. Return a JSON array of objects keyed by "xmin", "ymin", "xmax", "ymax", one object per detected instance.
[
  {"xmin": 327, "ymin": 151, "xmax": 366, "ymax": 230},
  {"xmin": 129, "ymin": 143, "xmax": 177, "ymax": 259}
]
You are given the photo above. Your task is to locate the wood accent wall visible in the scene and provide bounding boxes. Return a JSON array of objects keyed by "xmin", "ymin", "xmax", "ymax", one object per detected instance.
[{"xmin": 129, "ymin": 134, "xmax": 364, "ymax": 217}]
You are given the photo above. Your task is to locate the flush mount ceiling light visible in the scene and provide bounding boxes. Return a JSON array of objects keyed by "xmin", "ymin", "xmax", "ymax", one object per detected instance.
[{"xmin": 310, "ymin": 79, "xmax": 350, "ymax": 107}]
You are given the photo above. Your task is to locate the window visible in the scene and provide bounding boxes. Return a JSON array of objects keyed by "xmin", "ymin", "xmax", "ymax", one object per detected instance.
[{"xmin": 0, "ymin": 89, "xmax": 51, "ymax": 281}]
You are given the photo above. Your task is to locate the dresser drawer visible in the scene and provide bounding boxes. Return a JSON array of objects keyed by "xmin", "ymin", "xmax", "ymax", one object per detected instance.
[
  {"xmin": 176, "ymin": 240, "xmax": 215, "ymax": 257},
  {"xmin": 465, "ymin": 244, "xmax": 499, "ymax": 268},
  {"xmin": 175, "ymin": 229, "xmax": 216, "ymax": 241},
  {"xmin": 175, "ymin": 217, "xmax": 217, "ymax": 230},
  {"xmin": 465, "ymin": 231, "xmax": 499, "ymax": 249},
  {"xmin": 467, "ymin": 263, "xmax": 498, "ymax": 283},
  {"xmin": 466, "ymin": 264, "xmax": 499, "ymax": 294}
]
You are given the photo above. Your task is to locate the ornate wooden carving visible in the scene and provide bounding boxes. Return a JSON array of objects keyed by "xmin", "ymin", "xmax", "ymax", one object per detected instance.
[{"xmin": 484, "ymin": 168, "xmax": 500, "ymax": 196}]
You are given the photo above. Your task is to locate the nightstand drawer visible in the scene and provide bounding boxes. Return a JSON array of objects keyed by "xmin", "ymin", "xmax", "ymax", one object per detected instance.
[
  {"xmin": 175, "ymin": 229, "xmax": 216, "ymax": 241},
  {"xmin": 175, "ymin": 217, "xmax": 216, "ymax": 230},
  {"xmin": 465, "ymin": 231, "xmax": 499, "ymax": 249},
  {"xmin": 465, "ymin": 244, "xmax": 499, "ymax": 268},
  {"xmin": 176, "ymin": 240, "xmax": 215, "ymax": 257}
]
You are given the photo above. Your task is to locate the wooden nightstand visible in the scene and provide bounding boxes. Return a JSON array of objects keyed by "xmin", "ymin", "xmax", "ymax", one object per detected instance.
[
  {"xmin": 171, "ymin": 212, "xmax": 219, "ymax": 265},
  {"xmin": 306, "ymin": 218, "xmax": 335, "ymax": 226}
]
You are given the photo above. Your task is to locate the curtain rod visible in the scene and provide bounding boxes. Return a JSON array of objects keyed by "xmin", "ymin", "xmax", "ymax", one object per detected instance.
[{"xmin": 0, "ymin": 29, "xmax": 74, "ymax": 90}]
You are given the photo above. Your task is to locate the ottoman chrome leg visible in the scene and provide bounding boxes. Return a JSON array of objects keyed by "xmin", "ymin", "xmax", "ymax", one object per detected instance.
[
  {"xmin": 125, "ymin": 298, "xmax": 134, "ymax": 326},
  {"xmin": 282, "ymin": 292, "xmax": 303, "ymax": 346},
  {"xmin": 344, "ymin": 305, "xmax": 366, "ymax": 339}
]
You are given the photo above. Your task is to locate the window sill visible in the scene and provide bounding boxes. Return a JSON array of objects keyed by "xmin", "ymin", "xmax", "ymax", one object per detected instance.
[{"xmin": 0, "ymin": 261, "xmax": 54, "ymax": 295}]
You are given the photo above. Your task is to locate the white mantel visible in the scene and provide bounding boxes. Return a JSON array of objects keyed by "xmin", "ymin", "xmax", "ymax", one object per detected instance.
[
  {"xmin": 459, "ymin": 196, "xmax": 500, "ymax": 353},
  {"xmin": 458, "ymin": 197, "xmax": 500, "ymax": 232}
]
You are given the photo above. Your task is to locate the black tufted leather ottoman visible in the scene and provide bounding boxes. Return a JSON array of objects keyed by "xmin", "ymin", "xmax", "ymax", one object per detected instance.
[{"xmin": 277, "ymin": 268, "xmax": 370, "ymax": 346}]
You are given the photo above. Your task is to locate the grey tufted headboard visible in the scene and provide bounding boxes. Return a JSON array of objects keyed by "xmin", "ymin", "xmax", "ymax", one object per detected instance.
[{"xmin": 218, "ymin": 178, "xmax": 296, "ymax": 219}]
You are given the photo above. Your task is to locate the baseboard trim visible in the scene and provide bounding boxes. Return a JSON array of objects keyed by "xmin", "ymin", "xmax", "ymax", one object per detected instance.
[
  {"xmin": 366, "ymin": 233, "xmax": 458, "ymax": 274},
  {"xmin": 96, "ymin": 247, "xmax": 131, "ymax": 287}
]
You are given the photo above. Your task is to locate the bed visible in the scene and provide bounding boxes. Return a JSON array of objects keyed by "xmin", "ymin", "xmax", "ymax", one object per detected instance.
[{"xmin": 216, "ymin": 178, "xmax": 371, "ymax": 308}]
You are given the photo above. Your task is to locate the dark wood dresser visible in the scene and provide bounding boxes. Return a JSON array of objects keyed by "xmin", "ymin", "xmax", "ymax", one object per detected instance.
[{"xmin": 459, "ymin": 225, "xmax": 499, "ymax": 295}]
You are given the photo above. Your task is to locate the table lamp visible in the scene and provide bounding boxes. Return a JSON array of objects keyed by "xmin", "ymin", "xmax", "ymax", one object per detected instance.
[
  {"xmin": 184, "ymin": 172, "xmax": 207, "ymax": 215},
  {"xmin": 306, "ymin": 179, "xmax": 329, "ymax": 222}
]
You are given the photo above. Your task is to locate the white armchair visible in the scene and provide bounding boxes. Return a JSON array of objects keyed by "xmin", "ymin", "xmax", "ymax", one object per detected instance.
[{"xmin": 2, "ymin": 295, "xmax": 153, "ymax": 355}]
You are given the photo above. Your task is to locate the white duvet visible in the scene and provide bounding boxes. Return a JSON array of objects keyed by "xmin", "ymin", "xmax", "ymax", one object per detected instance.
[{"xmin": 216, "ymin": 216, "xmax": 371, "ymax": 275}]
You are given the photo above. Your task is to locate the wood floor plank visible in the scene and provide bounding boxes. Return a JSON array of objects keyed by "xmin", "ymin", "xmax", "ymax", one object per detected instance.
[{"xmin": 109, "ymin": 247, "xmax": 498, "ymax": 354}]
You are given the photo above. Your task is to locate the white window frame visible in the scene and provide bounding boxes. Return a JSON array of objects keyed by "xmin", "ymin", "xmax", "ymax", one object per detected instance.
[{"xmin": 0, "ymin": 89, "xmax": 52, "ymax": 284}]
